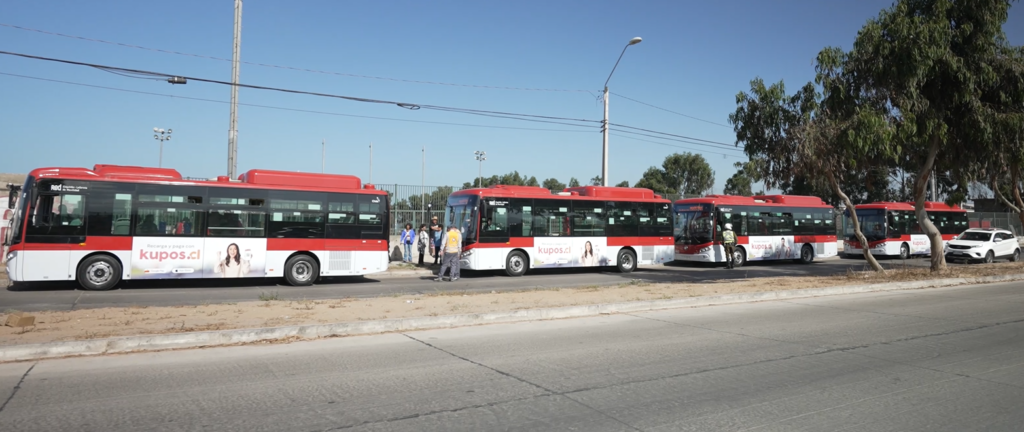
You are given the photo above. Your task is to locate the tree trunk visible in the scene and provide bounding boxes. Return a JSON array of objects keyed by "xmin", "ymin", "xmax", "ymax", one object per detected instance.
[
  {"xmin": 828, "ymin": 171, "xmax": 884, "ymax": 272},
  {"xmin": 1012, "ymin": 165, "xmax": 1024, "ymax": 237},
  {"xmin": 914, "ymin": 136, "xmax": 946, "ymax": 272}
]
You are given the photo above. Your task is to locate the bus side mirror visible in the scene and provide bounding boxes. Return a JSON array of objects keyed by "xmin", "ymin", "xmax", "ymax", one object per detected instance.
[{"xmin": 6, "ymin": 184, "xmax": 20, "ymax": 209}]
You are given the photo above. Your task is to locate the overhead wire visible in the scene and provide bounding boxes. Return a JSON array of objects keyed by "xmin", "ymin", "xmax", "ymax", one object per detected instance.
[
  {"xmin": 0, "ymin": 72, "xmax": 596, "ymax": 133},
  {"xmin": 610, "ymin": 133, "xmax": 745, "ymax": 159},
  {"xmin": 0, "ymin": 50, "xmax": 600, "ymax": 128},
  {"xmin": 0, "ymin": 22, "xmax": 592, "ymax": 93},
  {"xmin": 610, "ymin": 92, "xmax": 732, "ymax": 128}
]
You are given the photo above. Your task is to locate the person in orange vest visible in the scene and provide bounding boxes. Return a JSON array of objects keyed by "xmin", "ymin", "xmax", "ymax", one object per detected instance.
[{"xmin": 435, "ymin": 225, "xmax": 463, "ymax": 282}]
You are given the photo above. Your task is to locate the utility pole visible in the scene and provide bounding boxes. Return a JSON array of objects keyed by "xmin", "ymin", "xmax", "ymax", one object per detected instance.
[
  {"xmin": 421, "ymin": 146, "xmax": 426, "ymax": 226},
  {"xmin": 321, "ymin": 139, "xmax": 325, "ymax": 173},
  {"xmin": 227, "ymin": 0, "xmax": 243, "ymax": 179},
  {"xmin": 474, "ymin": 151, "xmax": 487, "ymax": 188},
  {"xmin": 931, "ymin": 169, "xmax": 938, "ymax": 202}
]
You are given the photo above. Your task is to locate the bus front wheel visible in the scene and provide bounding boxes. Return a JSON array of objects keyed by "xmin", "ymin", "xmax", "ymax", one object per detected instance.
[
  {"xmin": 617, "ymin": 249, "xmax": 636, "ymax": 273},
  {"xmin": 77, "ymin": 255, "xmax": 122, "ymax": 291},
  {"xmin": 899, "ymin": 243, "xmax": 910, "ymax": 260},
  {"xmin": 284, "ymin": 255, "xmax": 319, "ymax": 286},
  {"xmin": 505, "ymin": 251, "xmax": 527, "ymax": 277}
]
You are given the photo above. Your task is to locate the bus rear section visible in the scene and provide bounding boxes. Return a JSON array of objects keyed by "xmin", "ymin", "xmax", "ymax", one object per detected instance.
[
  {"xmin": 4, "ymin": 165, "xmax": 389, "ymax": 290},
  {"xmin": 843, "ymin": 202, "xmax": 968, "ymax": 259},
  {"xmin": 444, "ymin": 185, "xmax": 675, "ymax": 277},
  {"xmin": 674, "ymin": 195, "xmax": 838, "ymax": 267}
]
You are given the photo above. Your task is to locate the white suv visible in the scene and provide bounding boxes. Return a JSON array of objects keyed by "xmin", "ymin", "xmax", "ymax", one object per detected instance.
[{"xmin": 944, "ymin": 228, "xmax": 1021, "ymax": 264}]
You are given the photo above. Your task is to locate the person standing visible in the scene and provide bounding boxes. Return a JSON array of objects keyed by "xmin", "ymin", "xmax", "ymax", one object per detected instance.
[
  {"xmin": 723, "ymin": 223, "xmax": 738, "ymax": 269},
  {"xmin": 435, "ymin": 225, "xmax": 462, "ymax": 282},
  {"xmin": 417, "ymin": 224, "xmax": 430, "ymax": 266},
  {"xmin": 400, "ymin": 223, "xmax": 415, "ymax": 263},
  {"xmin": 430, "ymin": 217, "xmax": 443, "ymax": 265}
]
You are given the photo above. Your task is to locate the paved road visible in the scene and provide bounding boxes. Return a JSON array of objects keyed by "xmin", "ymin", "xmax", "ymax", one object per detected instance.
[
  {"xmin": 0, "ymin": 256, "xmax": 963, "ymax": 311},
  {"xmin": 2, "ymin": 280, "xmax": 1022, "ymax": 431},
  {"xmin": 0, "ymin": 256, "xmax": 954, "ymax": 312}
]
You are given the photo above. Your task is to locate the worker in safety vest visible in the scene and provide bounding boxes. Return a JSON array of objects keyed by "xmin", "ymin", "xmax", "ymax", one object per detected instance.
[{"xmin": 722, "ymin": 223, "xmax": 738, "ymax": 269}]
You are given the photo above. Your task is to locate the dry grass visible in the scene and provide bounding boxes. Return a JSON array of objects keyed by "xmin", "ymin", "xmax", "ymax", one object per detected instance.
[
  {"xmin": 0, "ymin": 174, "xmax": 25, "ymax": 187},
  {"xmin": 0, "ymin": 262, "xmax": 1020, "ymax": 346}
]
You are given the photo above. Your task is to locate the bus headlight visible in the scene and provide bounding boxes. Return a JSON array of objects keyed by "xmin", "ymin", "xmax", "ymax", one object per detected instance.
[
  {"xmin": 698, "ymin": 247, "xmax": 711, "ymax": 254},
  {"xmin": 461, "ymin": 250, "xmax": 474, "ymax": 259},
  {"xmin": 5, "ymin": 251, "xmax": 15, "ymax": 262}
]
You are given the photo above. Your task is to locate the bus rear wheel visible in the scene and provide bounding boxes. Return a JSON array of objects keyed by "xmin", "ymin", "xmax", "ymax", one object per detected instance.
[
  {"xmin": 732, "ymin": 247, "xmax": 746, "ymax": 268},
  {"xmin": 798, "ymin": 245, "xmax": 815, "ymax": 264},
  {"xmin": 617, "ymin": 249, "xmax": 636, "ymax": 273},
  {"xmin": 284, "ymin": 255, "xmax": 319, "ymax": 286},
  {"xmin": 77, "ymin": 255, "xmax": 122, "ymax": 291},
  {"xmin": 505, "ymin": 251, "xmax": 527, "ymax": 277}
]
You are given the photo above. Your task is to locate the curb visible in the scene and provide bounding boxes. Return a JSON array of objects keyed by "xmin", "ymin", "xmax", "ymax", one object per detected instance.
[{"xmin": 2, "ymin": 273, "xmax": 1022, "ymax": 362}]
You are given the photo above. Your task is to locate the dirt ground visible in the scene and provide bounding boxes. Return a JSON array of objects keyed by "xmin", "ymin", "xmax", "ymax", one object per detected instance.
[{"xmin": 2, "ymin": 262, "xmax": 1021, "ymax": 346}]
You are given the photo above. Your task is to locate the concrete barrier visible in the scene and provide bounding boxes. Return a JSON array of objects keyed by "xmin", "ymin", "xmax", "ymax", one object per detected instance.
[{"xmin": 2, "ymin": 273, "xmax": 1021, "ymax": 362}]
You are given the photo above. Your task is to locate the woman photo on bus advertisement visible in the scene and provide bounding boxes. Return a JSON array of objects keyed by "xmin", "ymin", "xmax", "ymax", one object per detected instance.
[
  {"xmin": 580, "ymin": 241, "xmax": 598, "ymax": 266},
  {"xmin": 215, "ymin": 242, "xmax": 251, "ymax": 278}
]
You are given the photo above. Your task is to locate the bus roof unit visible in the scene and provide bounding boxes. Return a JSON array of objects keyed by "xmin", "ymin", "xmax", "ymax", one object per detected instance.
[{"xmin": 239, "ymin": 169, "xmax": 362, "ymax": 190}]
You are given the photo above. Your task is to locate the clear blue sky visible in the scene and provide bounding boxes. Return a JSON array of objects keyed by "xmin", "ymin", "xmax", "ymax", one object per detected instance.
[{"xmin": 2, "ymin": 1, "xmax": 1022, "ymax": 192}]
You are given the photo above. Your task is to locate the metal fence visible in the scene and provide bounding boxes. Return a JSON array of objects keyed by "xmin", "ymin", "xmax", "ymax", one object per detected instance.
[
  {"xmin": 378, "ymin": 184, "xmax": 464, "ymax": 235},
  {"xmin": 969, "ymin": 212, "xmax": 1023, "ymax": 236}
]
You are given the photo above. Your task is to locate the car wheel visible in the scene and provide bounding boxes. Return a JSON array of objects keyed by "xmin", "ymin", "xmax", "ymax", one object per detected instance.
[
  {"xmin": 731, "ymin": 247, "xmax": 747, "ymax": 268},
  {"xmin": 77, "ymin": 254, "xmax": 122, "ymax": 291},
  {"xmin": 900, "ymin": 243, "xmax": 910, "ymax": 260},
  {"xmin": 505, "ymin": 251, "xmax": 527, "ymax": 277},
  {"xmin": 284, "ymin": 254, "xmax": 319, "ymax": 286},
  {"xmin": 798, "ymin": 245, "xmax": 815, "ymax": 264},
  {"xmin": 616, "ymin": 249, "xmax": 636, "ymax": 273},
  {"xmin": 983, "ymin": 250, "xmax": 995, "ymax": 264},
  {"xmin": 1011, "ymin": 249, "xmax": 1021, "ymax": 263}
]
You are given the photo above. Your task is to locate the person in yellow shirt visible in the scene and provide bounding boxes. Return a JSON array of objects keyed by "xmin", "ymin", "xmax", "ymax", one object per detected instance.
[{"xmin": 435, "ymin": 225, "xmax": 463, "ymax": 282}]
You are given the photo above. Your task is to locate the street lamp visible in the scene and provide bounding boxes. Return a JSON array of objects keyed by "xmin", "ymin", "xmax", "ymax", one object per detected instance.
[
  {"xmin": 601, "ymin": 36, "xmax": 642, "ymax": 187},
  {"xmin": 153, "ymin": 128, "xmax": 172, "ymax": 168},
  {"xmin": 474, "ymin": 151, "xmax": 487, "ymax": 188}
]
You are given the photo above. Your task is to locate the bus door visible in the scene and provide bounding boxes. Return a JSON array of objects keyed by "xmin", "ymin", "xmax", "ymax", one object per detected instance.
[{"xmin": 21, "ymin": 184, "xmax": 87, "ymax": 281}]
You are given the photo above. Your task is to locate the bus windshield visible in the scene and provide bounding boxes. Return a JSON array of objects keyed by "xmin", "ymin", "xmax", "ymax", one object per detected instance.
[
  {"xmin": 846, "ymin": 209, "xmax": 887, "ymax": 242},
  {"xmin": 445, "ymin": 195, "xmax": 479, "ymax": 245},
  {"xmin": 5, "ymin": 176, "xmax": 33, "ymax": 246},
  {"xmin": 674, "ymin": 204, "xmax": 714, "ymax": 245}
]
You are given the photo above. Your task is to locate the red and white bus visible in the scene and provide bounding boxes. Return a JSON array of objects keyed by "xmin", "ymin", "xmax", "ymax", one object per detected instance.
[
  {"xmin": 4, "ymin": 164, "xmax": 389, "ymax": 290},
  {"xmin": 443, "ymin": 185, "xmax": 675, "ymax": 276},
  {"xmin": 673, "ymin": 195, "xmax": 839, "ymax": 267},
  {"xmin": 843, "ymin": 201, "xmax": 968, "ymax": 259}
]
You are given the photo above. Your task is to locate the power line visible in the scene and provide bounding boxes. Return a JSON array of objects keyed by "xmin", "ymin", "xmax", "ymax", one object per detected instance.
[
  {"xmin": 610, "ymin": 133, "xmax": 745, "ymax": 159},
  {"xmin": 609, "ymin": 122, "xmax": 739, "ymax": 149},
  {"xmin": 0, "ymin": 72, "xmax": 596, "ymax": 133},
  {"xmin": 0, "ymin": 50, "xmax": 601, "ymax": 128},
  {"xmin": 610, "ymin": 92, "xmax": 732, "ymax": 128},
  {"xmin": 612, "ymin": 127, "xmax": 742, "ymax": 151},
  {"xmin": 0, "ymin": 22, "xmax": 592, "ymax": 93}
]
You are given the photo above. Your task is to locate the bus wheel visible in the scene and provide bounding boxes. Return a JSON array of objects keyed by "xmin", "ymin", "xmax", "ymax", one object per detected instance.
[
  {"xmin": 505, "ymin": 251, "xmax": 527, "ymax": 277},
  {"xmin": 77, "ymin": 255, "xmax": 122, "ymax": 291},
  {"xmin": 899, "ymin": 243, "xmax": 910, "ymax": 260},
  {"xmin": 617, "ymin": 249, "xmax": 636, "ymax": 273},
  {"xmin": 285, "ymin": 255, "xmax": 319, "ymax": 286},
  {"xmin": 799, "ymin": 245, "xmax": 815, "ymax": 264},
  {"xmin": 733, "ymin": 247, "xmax": 746, "ymax": 268}
]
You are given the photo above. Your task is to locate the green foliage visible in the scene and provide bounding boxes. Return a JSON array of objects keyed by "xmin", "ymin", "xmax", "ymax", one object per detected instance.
[
  {"xmin": 615, "ymin": 180, "xmax": 630, "ymax": 188},
  {"xmin": 568, "ymin": 177, "xmax": 581, "ymax": 188},
  {"xmin": 542, "ymin": 178, "xmax": 566, "ymax": 193},
  {"xmin": 723, "ymin": 162, "xmax": 754, "ymax": 196},
  {"xmin": 635, "ymin": 153, "xmax": 715, "ymax": 197},
  {"xmin": 590, "ymin": 176, "xmax": 602, "ymax": 186}
]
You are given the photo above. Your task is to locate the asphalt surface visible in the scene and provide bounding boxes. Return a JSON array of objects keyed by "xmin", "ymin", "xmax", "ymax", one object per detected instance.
[
  {"xmin": 0, "ymin": 256, "xmax": 974, "ymax": 312},
  {"xmin": 1, "ymin": 280, "xmax": 1022, "ymax": 431}
]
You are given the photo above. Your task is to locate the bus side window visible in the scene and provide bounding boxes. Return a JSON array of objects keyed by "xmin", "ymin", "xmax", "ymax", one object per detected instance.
[
  {"xmin": 27, "ymin": 193, "xmax": 86, "ymax": 239},
  {"xmin": 509, "ymin": 199, "xmax": 531, "ymax": 237}
]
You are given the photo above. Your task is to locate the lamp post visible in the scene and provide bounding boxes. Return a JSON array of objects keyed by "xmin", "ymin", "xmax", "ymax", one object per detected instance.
[
  {"xmin": 601, "ymin": 36, "xmax": 642, "ymax": 187},
  {"xmin": 153, "ymin": 128, "xmax": 172, "ymax": 167},
  {"xmin": 474, "ymin": 151, "xmax": 487, "ymax": 188}
]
